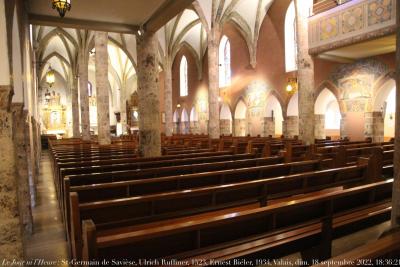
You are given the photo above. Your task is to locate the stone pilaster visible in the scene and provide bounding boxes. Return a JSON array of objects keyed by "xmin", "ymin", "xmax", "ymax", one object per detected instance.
[
  {"xmin": 283, "ymin": 116, "xmax": 299, "ymax": 138},
  {"xmin": 262, "ymin": 117, "xmax": 275, "ymax": 137},
  {"xmin": 190, "ymin": 121, "xmax": 199, "ymax": 134},
  {"xmin": 136, "ymin": 32, "xmax": 161, "ymax": 157},
  {"xmin": 71, "ymin": 78, "xmax": 80, "ymax": 138},
  {"xmin": 295, "ymin": 0, "xmax": 315, "ymax": 145},
  {"xmin": 220, "ymin": 119, "xmax": 232, "ymax": 136},
  {"xmin": 164, "ymin": 60, "xmax": 173, "ymax": 137},
  {"xmin": 0, "ymin": 86, "xmax": 23, "ymax": 260},
  {"xmin": 234, "ymin": 119, "xmax": 247, "ymax": 136},
  {"xmin": 95, "ymin": 31, "xmax": 111, "ymax": 145},
  {"xmin": 391, "ymin": 0, "xmax": 400, "ymax": 227},
  {"xmin": 364, "ymin": 112, "xmax": 384, "ymax": 143},
  {"xmin": 174, "ymin": 122, "xmax": 180, "ymax": 134},
  {"xmin": 314, "ymin": 114, "xmax": 326, "ymax": 140},
  {"xmin": 207, "ymin": 28, "xmax": 221, "ymax": 139},
  {"xmin": 79, "ymin": 50, "xmax": 91, "ymax": 141},
  {"xmin": 12, "ymin": 104, "xmax": 33, "ymax": 236}
]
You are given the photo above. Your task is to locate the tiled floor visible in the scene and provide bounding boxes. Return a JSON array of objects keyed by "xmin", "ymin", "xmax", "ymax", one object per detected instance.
[{"xmin": 24, "ymin": 151, "xmax": 69, "ymax": 266}]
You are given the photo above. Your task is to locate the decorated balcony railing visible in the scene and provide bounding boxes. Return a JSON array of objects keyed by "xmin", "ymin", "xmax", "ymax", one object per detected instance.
[{"xmin": 308, "ymin": 0, "xmax": 396, "ymax": 55}]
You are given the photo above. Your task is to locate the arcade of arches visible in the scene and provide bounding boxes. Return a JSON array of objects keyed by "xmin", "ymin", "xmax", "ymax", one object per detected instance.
[{"xmin": 1, "ymin": 0, "xmax": 400, "ymax": 263}]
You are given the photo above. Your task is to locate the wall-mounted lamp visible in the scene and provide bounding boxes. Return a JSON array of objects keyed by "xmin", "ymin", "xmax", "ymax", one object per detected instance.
[
  {"xmin": 218, "ymin": 96, "xmax": 222, "ymax": 102},
  {"xmin": 286, "ymin": 77, "xmax": 297, "ymax": 94},
  {"xmin": 177, "ymin": 103, "xmax": 181, "ymax": 108}
]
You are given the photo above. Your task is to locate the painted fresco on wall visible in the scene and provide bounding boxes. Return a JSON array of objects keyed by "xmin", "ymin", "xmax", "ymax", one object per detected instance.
[
  {"xmin": 245, "ymin": 81, "xmax": 268, "ymax": 118},
  {"xmin": 329, "ymin": 59, "xmax": 389, "ymax": 113}
]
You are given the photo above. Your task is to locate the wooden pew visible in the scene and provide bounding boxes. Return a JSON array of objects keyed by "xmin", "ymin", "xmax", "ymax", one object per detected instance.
[
  {"xmin": 81, "ymin": 180, "xmax": 392, "ymax": 262},
  {"xmin": 69, "ymin": 158, "xmax": 376, "ymax": 259}
]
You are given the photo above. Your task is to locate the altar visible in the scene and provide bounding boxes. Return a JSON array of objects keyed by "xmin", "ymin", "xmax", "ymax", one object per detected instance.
[{"xmin": 41, "ymin": 91, "xmax": 67, "ymax": 135}]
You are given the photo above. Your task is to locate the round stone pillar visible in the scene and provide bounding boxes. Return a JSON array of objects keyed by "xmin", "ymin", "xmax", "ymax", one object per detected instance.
[
  {"xmin": 95, "ymin": 31, "xmax": 111, "ymax": 145},
  {"xmin": 136, "ymin": 32, "xmax": 161, "ymax": 157},
  {"xmin": 283, "ymin": 116, "xmax": 299, "ymax": 138},
  {"xmin": 263, "ymin": 117, "xmax": 275, "ymax": 137},
  {"xmin": 314, "ymin": 114, "xmax": 326, "ymax": 140},
  {"xmin": 71, "ymin": 78, "xmax": 80, "ymax": 138},
  {"xmin": 164, "ymin": 60, "xmax": 173, "ymax": 137},
  {"xmin": 391, "ymin": 0, "xmax": 400, "ymax": 227},
  {"xmin": 295, "ymin": 0, "xmax": 315, "ymax": 145},
  {"xmin": 207, "ymin": 29, "xmax": 221, "ymax": 139},
  {"xmin": 364, "ymin": 111, "xmax": 384, "ymax": 143},
  {"xmin": 78, "ymin": 51, "xmax": 90, "ymax": 141}
]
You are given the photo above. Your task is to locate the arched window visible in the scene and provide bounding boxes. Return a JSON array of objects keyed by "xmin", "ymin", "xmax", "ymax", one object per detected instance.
[
  {"xmin": 180, "ymin": 56, "xmax": 188, "ymax": 97},
  {"xmin": 88, "ymin": 81, "xmax": 93, "ymax": 97},
  {"xmin": 219, "ymin": 35, "xmax": 231, "ymax": 87},
  {"xmin": 285, "ymin": 0, "xmax": 297, "ymax": 72}
]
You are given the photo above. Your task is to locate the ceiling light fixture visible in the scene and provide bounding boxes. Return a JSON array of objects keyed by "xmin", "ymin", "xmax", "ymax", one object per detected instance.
[
  {"xmin": 46, "ymin": 66, "xmax": 55, "ymax": 88},
  {"xmin": 52, "ymin": 0, "xmax": 71, "ymax": 18}
]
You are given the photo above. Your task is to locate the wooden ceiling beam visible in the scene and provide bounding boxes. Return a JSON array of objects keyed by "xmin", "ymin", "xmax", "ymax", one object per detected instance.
[
  {"xmin": 28, "ymin": 14, "xmax": 139, "ymax": 34},
  {"xmin": 144, "ymin": 0, "xmax": 195, "ymax": 33}
]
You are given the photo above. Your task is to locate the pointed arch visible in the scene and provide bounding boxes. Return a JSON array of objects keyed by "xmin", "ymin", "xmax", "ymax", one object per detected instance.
[{"xmin": 286, "ymin": 91, "xmax": 298, "ymax": 117}]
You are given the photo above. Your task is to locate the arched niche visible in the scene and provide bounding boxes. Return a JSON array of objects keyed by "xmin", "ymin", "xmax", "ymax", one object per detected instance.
[
  {"xmin": 314, "ymin": 88, "xmax": 341, "ymax": 138},
  {"xmin": 173, "ymin": 109, "xmax": 180, "ymax": 134},
  {"xmin": 234, "ymin": 99, "xmax": 247, "ymax": 136},
  {"xmin": 373, "ymin": 78, "xmax": 396, "ymax": 139},
  {"xmin": 189, "ymin": 107, "xmax": 199, "ymax": 134},
  {"xmin": 12, "ymin": 6, "xmax": 23, "ymax": 103},
  {"xmin": 180, "ymin": 108, "xmax": 189, "ymax": 134},
  {"xmin": 287, "ymin": 91, "xmax": 298, "ymax": 116},
  {"xmin": 220, "ymin": 103, "xmax": 232, "ymax": 135},
  {"xmin": 265, "ymin": 94, "xmax": 284, "ymax": 135}
]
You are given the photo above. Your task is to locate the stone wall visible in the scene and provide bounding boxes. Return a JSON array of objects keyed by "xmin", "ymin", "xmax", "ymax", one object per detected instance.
[{"xmin": 234, "ymin": 119, "xmax": 247, "ymax": 136}]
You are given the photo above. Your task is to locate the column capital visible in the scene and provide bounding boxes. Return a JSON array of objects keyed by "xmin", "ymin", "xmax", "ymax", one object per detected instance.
[{"xmin": 0, "ymin": 86, "xmax": 14, "ymax": 111}]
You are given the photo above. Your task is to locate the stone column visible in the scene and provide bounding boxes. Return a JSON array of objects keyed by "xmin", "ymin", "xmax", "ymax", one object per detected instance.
[
  {"xmin": 263, "ymin": 117, "xmax": 275, "ymax": 137},
  {"xmin": 12, "ymin": 104, "xmax": 33, "ymax": 236},
  {"xmin": 119, "ymin": 86, "xmax": 128, "ymax": 135},
  {"xmin": 391, "ymin": 0, "xmax": 400, "ymax": 227},
  {"xmin": 0, "ymin": 86, "xmax": 23, "ymax": 259},
  {"xmin": 340, "ymin": 114, "xmax": 348, "ymax": 139},
  {"xmin": 364, "ymin": 111, "xmax": 384, "ymax": 143},
  {"xmin": 295, "ymin": 0, "xmax": 315, "ymax": 145},
  {"xmin": 78, "ymin": 50, "xmax": 91, "ymax": 141},
  {"xmin": 314, "ymin": 114, "xmax": 325, "ymax": 140},
  {"xmin": 95, "ymin": 31, "xmax": 111, "ymax": 145},
  {"xmin": 71, "ymin": 77, "xmax": 80, "ymax": 138},
  {"xmin": 283, "ymin": 116, "xmax": 299, "ymax": 138},
  {"xmin": 164, "ymin": 59, "xmax": 173, "ymax": 137},
  {"xmin": 207, "ymin": 28, "xmax": 221, "ymax": 139},
  {"xmin": 136, "ymin": 32, "xmax": 161, "ymax": 157}
]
